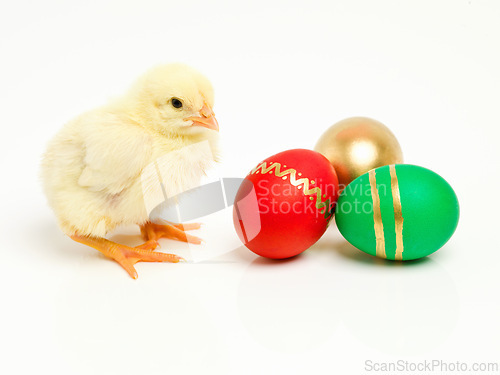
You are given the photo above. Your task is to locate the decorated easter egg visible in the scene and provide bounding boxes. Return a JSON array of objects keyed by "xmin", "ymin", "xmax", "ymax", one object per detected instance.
[
  {"xmin": 233, "ymin": 149, "xmax": 339, "ymax": 259},
  {"xmin": 315, "ymin": 117, "xmax": 403, "ymax": 190},
  {"xmin": 335, "ymin": 164, "xmax": 459, "ymax": 260}
]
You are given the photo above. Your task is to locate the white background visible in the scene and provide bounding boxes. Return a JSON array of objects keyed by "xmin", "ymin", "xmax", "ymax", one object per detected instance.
[{"xmin": 1, "ymin": 0, "xmax": 499, "ymax": 374}]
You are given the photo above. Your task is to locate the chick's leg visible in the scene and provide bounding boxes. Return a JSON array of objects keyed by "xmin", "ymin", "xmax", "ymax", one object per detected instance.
[
  {"xmin": 140, "ymin": 221, "xmax": 202, "ymax": 244},
  {"xmin": 70, "ymin": 235, "xmax": 183, "ymax": 279}
]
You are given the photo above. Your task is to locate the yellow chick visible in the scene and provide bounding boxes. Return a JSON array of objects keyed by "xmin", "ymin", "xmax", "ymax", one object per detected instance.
[{"xmin": 41, "ymin": 64, "xmax": 219, "ymax": 279}]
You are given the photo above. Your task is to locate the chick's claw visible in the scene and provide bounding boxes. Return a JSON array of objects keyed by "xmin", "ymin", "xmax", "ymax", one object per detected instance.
[
  {"xmin": 70, "ymin": 235, "xmax": 183, "ymax": 279},
  {"xmin": 140, "ymin": 221, "xmax": 203, "ymax": 245},
  {"xmin": 121, "ymin": 247, "xmax": 184, "ymax": 277}
]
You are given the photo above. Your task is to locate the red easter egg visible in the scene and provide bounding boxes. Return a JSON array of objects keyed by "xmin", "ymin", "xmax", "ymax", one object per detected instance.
[{"xmin": 233, "ymin": 149, "xmax": 339, "ymax": 259}]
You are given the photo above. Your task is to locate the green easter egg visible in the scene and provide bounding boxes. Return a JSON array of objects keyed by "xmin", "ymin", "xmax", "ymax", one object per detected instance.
[{"xmin": 335, "ymin": 164, "xmax": 459, "ymax": 260}]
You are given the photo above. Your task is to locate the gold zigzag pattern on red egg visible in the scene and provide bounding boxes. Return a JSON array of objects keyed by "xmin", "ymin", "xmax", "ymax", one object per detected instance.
[{"xmin": 250, "ymin": 162, "xmax": 333, "ymax": 218}]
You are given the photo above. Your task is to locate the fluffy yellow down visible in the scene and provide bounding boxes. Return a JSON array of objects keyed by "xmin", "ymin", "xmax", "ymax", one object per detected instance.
[{"xmin": 41, "ymin": 64, "xmax": 219, "ymax": 237}]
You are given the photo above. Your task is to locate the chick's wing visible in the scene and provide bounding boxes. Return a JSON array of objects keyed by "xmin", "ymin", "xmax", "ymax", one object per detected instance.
[{"xmin": 77, "ymin": 113, "xmax": 153, "ymax": 195}]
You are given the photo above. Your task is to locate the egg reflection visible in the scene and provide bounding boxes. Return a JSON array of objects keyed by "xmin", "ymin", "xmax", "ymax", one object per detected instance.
[
  {"xmin": 237, "ymin": 255, "xmax": 339, "ymax": 353},
  {"xmin": 339, "ymin": 257, "xmax": 459, "ymax": 355}
]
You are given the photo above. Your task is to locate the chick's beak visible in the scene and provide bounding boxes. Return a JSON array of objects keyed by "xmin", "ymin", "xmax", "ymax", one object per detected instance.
[{"xmin": 185, "ymin": 102, "xmax": 219, "ymax": 131}]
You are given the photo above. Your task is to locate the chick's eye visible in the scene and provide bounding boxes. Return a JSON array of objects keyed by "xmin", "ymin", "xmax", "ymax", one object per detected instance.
[{"xmin": 171, "ymin": 98, "xmax": 183, "ymax": 109}]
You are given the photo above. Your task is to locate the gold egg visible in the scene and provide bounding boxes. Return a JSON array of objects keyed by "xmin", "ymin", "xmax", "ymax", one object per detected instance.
[{"xmin": 314, "ymin": 117, "xmax": 403, "ymax": 189}]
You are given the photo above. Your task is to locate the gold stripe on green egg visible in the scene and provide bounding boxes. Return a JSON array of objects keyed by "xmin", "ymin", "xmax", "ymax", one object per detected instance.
[
  {"xmin": 368, "ymin": 169, "xmax": 386, "ymax": 259},
  {"xmin": 390, "ymin": 165, "xmax": 405, "ymax": 260},
  {"xmin": 368, "ymin": 165, "xmax": 405, "ymax": 260}
]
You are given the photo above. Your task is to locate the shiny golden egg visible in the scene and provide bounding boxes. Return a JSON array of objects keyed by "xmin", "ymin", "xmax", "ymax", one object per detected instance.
[{"xmin": 314, "ymin": 117, "xmax": 403, "ymax": 189}]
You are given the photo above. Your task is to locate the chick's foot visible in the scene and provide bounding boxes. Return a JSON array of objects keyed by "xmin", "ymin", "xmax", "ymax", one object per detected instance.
[
  {"xmin": 70, "ymin": 235, "xmax": 183, "ymax": 279},
  {"xmin": 140, "ymin": 221, "xmax": 202, "ymax": 244},
  {"xmin": 164, "ymin": 221, "xmax": 202, "ymax": 231}
]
